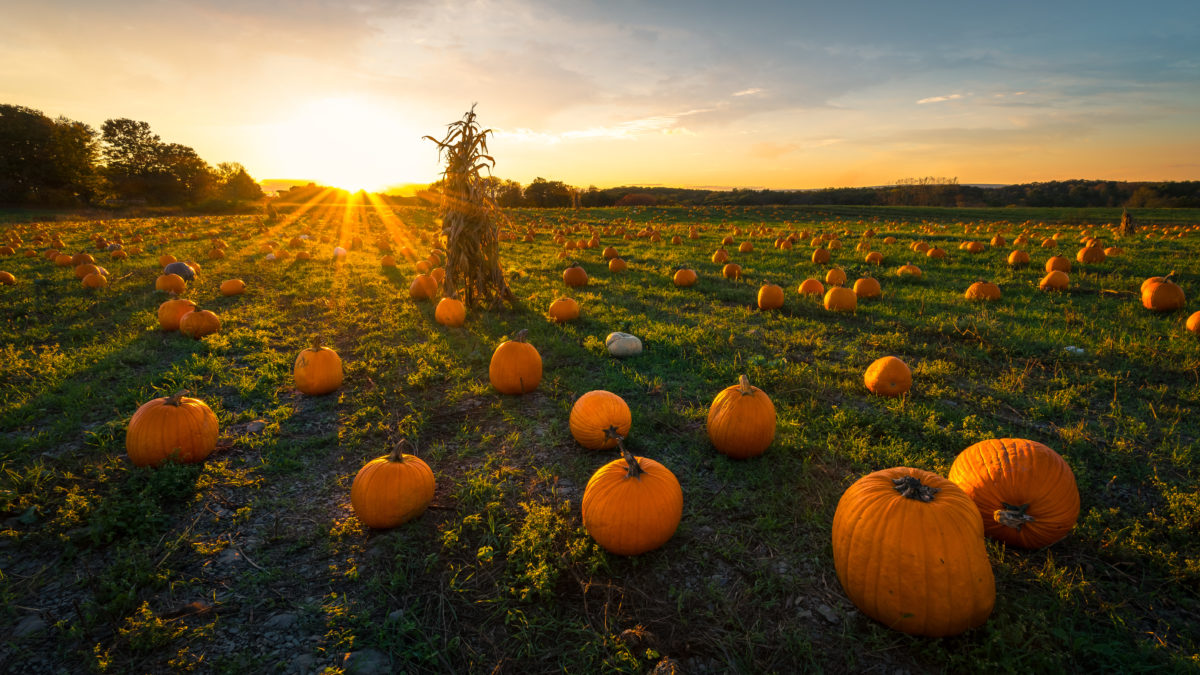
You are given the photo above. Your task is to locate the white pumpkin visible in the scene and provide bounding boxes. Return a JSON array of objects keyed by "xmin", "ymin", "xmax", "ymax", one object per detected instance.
[
  {"xmin": 333, "ymin": 247, "xmax": 347, "ymax": 259},
  {"xmin": 605, "ymin": 332, "xmax": 643, "ymax": 357}
]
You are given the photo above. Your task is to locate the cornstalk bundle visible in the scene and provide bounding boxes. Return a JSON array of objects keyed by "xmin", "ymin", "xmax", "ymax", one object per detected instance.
[{"xmin": 423, "ymin": 106, "xmax": 513, "ymax": 307}]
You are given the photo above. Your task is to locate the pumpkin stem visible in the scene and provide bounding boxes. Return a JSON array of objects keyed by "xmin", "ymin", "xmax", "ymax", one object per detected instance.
[
  {"xmin": 617, "ymin": 440, "xmax": 644, "ymax": 479},
  {"xmin": 513, "ymin": 329, "xmax": 529, "ymax": 343},
  {"xmin": 892, "ymin": 475, "xmax": 939, "ymax": 502},
  {"xmin": 994, "ymin": 502, "xmax": 1036, "ymax": 530},
  {"xmin": 164, "ymin": 390, "xmax": 189, "ymax": 406},
  {"xmin": 312, "ymin": 337, "xmax": 323, "ymax": 350},
  {"xmin": 737, "ymin": 374, "xmax": 755, "ymax": 395},
  {"xmin": 603, "ymin": 426, "xmax": 625, "ymax": 443},
  {"xmin": 387, "ymin": 439, "xmax": 410, "ymax": 463}
]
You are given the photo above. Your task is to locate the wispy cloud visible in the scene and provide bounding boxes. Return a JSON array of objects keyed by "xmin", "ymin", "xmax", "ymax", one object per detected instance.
[
  {"xmin": 917, "ymin": 93, "xmax": 966, "ymax": 104},
  {"xmin": 498, "ymin": 107, "xmax": 712, "ymax": 144},
  {"xmin": 733, "ymin": 88, "xmax": 764, "ymax": 97}
]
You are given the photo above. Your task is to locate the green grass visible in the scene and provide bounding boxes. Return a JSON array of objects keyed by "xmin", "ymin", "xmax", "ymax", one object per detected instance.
[{"xmin": 1, "ymin": 204, "xmax": 1198, "ymax": 673}]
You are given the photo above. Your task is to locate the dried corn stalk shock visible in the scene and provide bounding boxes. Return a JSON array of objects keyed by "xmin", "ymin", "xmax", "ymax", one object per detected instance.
[{"xmin": 424, "ymin": 105, "xmax": 514, "ymax": 308}]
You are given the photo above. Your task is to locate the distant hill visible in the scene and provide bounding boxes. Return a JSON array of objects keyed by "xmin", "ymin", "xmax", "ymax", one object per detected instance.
[{"xmin": 259, "ymin": 179, "xmax": 315, "ymax": 196}]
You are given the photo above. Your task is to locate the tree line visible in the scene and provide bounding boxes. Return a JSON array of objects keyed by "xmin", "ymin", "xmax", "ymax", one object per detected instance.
[
  {"xmin": 0, "ymin": 103, "xmax": 263, "ymax": 208},
  {"xmin": 387, "ymin": 176, "xmax": 1200, "ymax": 209}
]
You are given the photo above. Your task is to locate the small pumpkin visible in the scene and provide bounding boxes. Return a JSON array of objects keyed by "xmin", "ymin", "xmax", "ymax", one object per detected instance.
[
  {"xmin": 489, "ymin": 330, "xmax": 542, "ymax": 395},
  {"xmin": 757, "ymin": 282, "xmax": 784, "ymax": 310},
  {"xmin": 825, "ymin": 267, "xmax": 847, "ymax": 287},
  {"xmin": 711, "ymin": 248, "xmax": 730, "ymax": 264},
  {"xmin": 126, "ymin": 390, "xmax": 219, "ymax": 467},
  {"xmin": 156, "ymin": 273, "xmax": 187, "ymax": 293},
  {"xmin": 220, "ymin": 279, "xmax": 246, "ymax": 296},
  {"xmin": 832, "ymin": 467, "xmax": 995, "ymax": 637},
  {"xmin": 949, "ymin": 439, "xmax": 1079, "ymax": 549},
  {"xmin": 605, "ymin": 332, "xmax": 643, "ymax": 357},
  {"xmin": 722, "ymin": 263, "xmax": 742, "ymax": 280},
  {"xmin": 294, "ymin": 341, "xmax": 344, "ymax": 395},
  {"xmin": 180, "ymin": 309, "xmax": 220, "ymax": 339},
  {"xmin": 673, "ymin": 267, "xmax": 698, "ymax": 287},
  {"xmin": 1187, "ymin": 310, "xmax": 1200, "ymax": 333},
  {"xmin": 707, "ymin": 374, "xmax": 776, "ymax": 459},
  {"xmin": 896, "ymin": 262, "xmax": 922, "ymax": 278},
  {"xmin": 581, "ymin": 445, "xmax": 683, "ymax": 556},
  {"xmin": 797, "ymin": 278, "xmax": 824, "ymax": 296},
  {"xmin": 563, "ymin": 264, "xmax": 589, "ymax": 287},
  {"xmin": 409, "ymin": 274, "xmax": 438, "ymax": 301},
  {"xmin": 608, "ymin": 257, "xmax": 627, "ymax": 273},
  {"xmin": 1039, "ymin": 270, "xmax": 1069, "ymax": 291},
  {"xmin": 823, "ymin": 286, "xmax": 857, "ymax": 312},
  {"xmin": 350, "ymin": 443, "xmax": 435, "ymax": 529},
  {"xmin": 1007, "ymin": 250, "xmax": 1030, "ymax": 266},
  {"xmin": 158, "ymin": 298, "xmax": 198, "ymax": 331},
  {"xmin": 1045, "ymin": 256, "xmax": 1071, "ymax": 273},
  {"xmin": 0, "ymin": 271, "xmax": 15, "ymax": 285},
  {"xmin": 863, "ymin": 356, "xmax": 912, "ymax": 397},
  {"xmin": 965, "ymin": 281, "xmax": 1001, "ymax": 301},
  {"xmin": 569, "ymin": 391, "xmax": 632, "ymax": 450},
  {"xmin": 548, "ymin": 297, "xmax": 580, "ymax": 323},
  {"xmin": 853, "ymin": 277, "xmax": 881, "ymax": 299},
  {"xmin": 811, "ymin": 247, "xmax": 831, "ymax": 264},
  {"xmin": 435, "ymin": 297, "xmax": 466, "ymax": 326},
  {"xmin": 1075, "ymin": 245, "xmax": 1105, "ymax": 264},
  {"xmin": 82, "ymin": 272, "xmax": 108, "ymax": 289},
  {"xmin": 1141, "ymin": 274, "xmax": 1185, "ymax": 312}
]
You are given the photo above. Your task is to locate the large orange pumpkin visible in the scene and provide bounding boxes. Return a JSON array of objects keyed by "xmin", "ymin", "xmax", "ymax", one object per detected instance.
[
  {"xmin": 180, "ymin": 310, "xmax": 220, "ymax": 339},
  {"xmin": 673, "ymin": 267, "xmax": 698, "ymax": 287},
  {"xmin": 350, "ymin": 445, "xmax": 435, "ymax": 529},
  {"xmin": 294, "ymin": 342, "xmax": 344, "ymax": 395},
  {"xmin": 220, "ymin": 279, "xmax": 246, "ymax": 296},
  {"xmin": 581, "ymin": 447, "xmax": 683, "ymax": 556},
  {"xmin": 548, "ymin": 297, "xmax": 580, "ymax": 323},
  {"xmin": 569, "ymin": 391, "xmax": 632, "ymax": 450},
  {"xmin": 563, "ymin": 264, "xmax": 588, "ymax": 287},
  {"xmin": 757, "ymin": 283, "xmax": 784, "ymax": 310},
  {"xmin": 126, "ymin": 391, "xmax": 219, "ymax": 467},
  {"xmin": 489, "ymin": 330, "xmax": 542, "ymax": 395},
  {"xmin": 434, "ymin": 297, "xmax": 466, "ymax": 326},
  {"xmin": 863, "ymin": 356, "xmax": 911, "ymax": 396},
  {"xmin": 853, "ymin": 277, "xmax": 881, "ymax": 299},
  {"xmin": 158, "ymin": 298, "xmax": 198, "ymax": 331},
  {"xmin": 1141, "ymin": 274, "xmax": 1185, "ymax": 312},
  {"xmin": 832, "ymin": 467, "xmax": 994, "ymax": 637},
  {"xmin": 948, "ymin": 438, "xmax": 1079, "ymax": 549},
  {"xmin": 965, "ymin": 281, "xmax": 1001, "ymax": 301},
  {"xmin": 706, "ymin": 374, "xmax": 776, "ymax": 459},
  {"xmin": 823, "ymin": 286, "xmax": 857, "ymax": 311}
]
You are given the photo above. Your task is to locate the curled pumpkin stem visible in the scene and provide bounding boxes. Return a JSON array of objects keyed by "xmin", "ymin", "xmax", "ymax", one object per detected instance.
[
  {"xmin": 995, "ymin": 502, "xmax": 1036, "ymax": 530},
  {"xmin": 513, "ymin": 329, "xmax": 529, "ymax": 343},
  {"xmin": 165, "ymin": 390, "xmax": 189, "ymax": 406},
  {"xmin": 615, "ymin": 438, "xmax": 643, "ymax": 479},
  {"xmin": 892, "ymin": 475, "xmax": 939, "ymax": 502},
  {"xmin": 387, "ymin": 439, "xmax": 412, "ymax": 463},
  {"xmin": 737, "ymin": 374, "xmax": 754, "ymax": 395},
  {"xmin": 603, "ymin": 426, "xmax": 625, "ymax": 444}
]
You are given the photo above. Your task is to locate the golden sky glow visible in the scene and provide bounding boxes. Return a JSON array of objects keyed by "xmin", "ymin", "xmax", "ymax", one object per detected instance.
[{"xmin": 2, "ymin": 1, "xmax": 1198, "ymax": 191}]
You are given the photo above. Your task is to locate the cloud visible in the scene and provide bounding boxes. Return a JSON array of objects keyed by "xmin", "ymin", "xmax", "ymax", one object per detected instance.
[
  {"xmin": 733, "ymin": 88, "xmax": 764, "ymax": 97},
  {"xmin": 917, "ymin": 94, "xmax": 966, "ymax": 104}
]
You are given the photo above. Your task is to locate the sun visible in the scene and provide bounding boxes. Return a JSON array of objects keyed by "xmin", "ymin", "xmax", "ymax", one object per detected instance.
[{"xmin": 268, "ymin": 96, "xmax": 435, "ymax": 192}]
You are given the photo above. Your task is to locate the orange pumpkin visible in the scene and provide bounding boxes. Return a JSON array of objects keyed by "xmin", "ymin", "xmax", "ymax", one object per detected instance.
[
  {"xmin": 220, "ymin": 279, "xmax": 246, "ymax": 296},
  {"xmin": 409, "ymin": 273, "xmax": 438, "ymax": 301},
  {"xmin": 489, "ymin": 330, "xmax": 542, "ymax": 395},
  {"xmin": 965, "ymin": 281, "xmax": 1001, "ymax": 301},
  {"xmin": 722, "ymin": 263, "xmax": 742, "ymax": 280},
  {"xmin": 563, "ymin": 264, "xmax": 589, "ymax": 287},
  {"xmin": 1141, "ymin": 274, "xmax": 1185, "ymax": 312},
  {"xmin": 582, "ymin": 447, "xmax": 682, "ymax": 556},
  {"xmin": 180, "ymin": 310, "xmax": 220, "ymax": 339},
  {"xmin": 126, "ymin": 391, "xmax": 219, "ymax": 467},
  {"xmin": 350, "ymin": 445, "xmax": 435, "ymax": 529},
  {"xmin": 608, "ymin": 257, "xmax": 628, "ymax": 273},
  {"xmin": 823, "ymin": 286, "xmax": 857, "ymax": 311},
  {"xmin": 863, "ymin": 356, "xmax": 912, "ymax": 397},
  {"xmin": 1007, "ymin": 250, "xmax": 1030, "ymax": 266},
  {"xmin": 1045, "ymin": 256, "xmax": 1071, "ymax": 273},
  {"xmin": 853, "ymin": 277, "xmax": 881, "ymax": 299},
  {"xmin": 156, "ymin": 273, "xmax": 186, "ymax": 293},
  {"xmin": 548, "ymin": 297, "xmax": 580, "ymax": 323},
  {"xmin": 569, "ymin": 391, "xmax": 632, "ymax": 450},
  {"xmin": 757, "ymin": 283, "xmax": 784, "ymax": 310},
  {"xmin": 1039, "ymin": 270, "xmax": 1069, "ymax": 291},
  {"xmin": 81, "ymin": 272, "xmax": 107, "ymax": 289},
  {"xmin": 294, "ymin": 342, "xmax": 344, "ymax": 395},
  {"xmin": 706, "ymin": 374, "xmax": 776, "ymax": 459},
  {"xmin": 797, "ymin": 278, "xmax": 824, "ymax": 296},
  {"xmin": 434, "ymin": 297, "xmax": 466, "ymax": 326},
  {"xmin": 158, "ymin": 298, "xmax": 198, "ymax": 331},
  {"xmin": 673, "ymin": 267, "xmax": 698, "ymax": 287}
]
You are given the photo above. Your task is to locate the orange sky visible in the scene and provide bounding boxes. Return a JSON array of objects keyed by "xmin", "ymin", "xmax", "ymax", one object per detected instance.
[{"xmin": 2, "ymin": 1, "xmax": 1198, "ymax": 191}]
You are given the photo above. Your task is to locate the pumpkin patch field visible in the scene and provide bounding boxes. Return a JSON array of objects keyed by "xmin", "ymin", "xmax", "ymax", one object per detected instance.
[{"xmin": 2, "ymin": 203, "xmax": 1199, "ymax": 672}]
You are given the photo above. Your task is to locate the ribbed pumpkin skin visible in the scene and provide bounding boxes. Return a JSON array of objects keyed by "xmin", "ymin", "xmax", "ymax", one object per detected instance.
[
  {"xmin": 434, "ymin": 297, "xmax": 466, "ymax": 326},
  {"xmin": 948, "ymin": 439, "xmax": 1080, "ymax": 549},
  {"xmin": 832, "ymin": 467, "xmax": 995, "ymax": 637},
  {"xmin": 126, "ymin": 395, "xmax": 219, "ymax": 467},
  {"xmin": 582, "ymin": 455, "xmax": 682, "ymax": 555},
  {"xmin": 294, "ymin": 347, "xmax": 344, "ymax": 395},
  {"xmin": 158, "ymin": 299, "xmax": 198, "ymax": 331},
  {"xmin": 350, "ymin": 454, "xmax": 435, "ymax": 529},
  {"xmin": 706, "ymin": 375, "xmax": 776, "ymax": 459},
  {"xmin": 489, "ymin": 338, "xmax": 542, "ymax": 394},
  {"xmin": 569, "ymin": 391, "xmax": 632, "ymax": 450}
]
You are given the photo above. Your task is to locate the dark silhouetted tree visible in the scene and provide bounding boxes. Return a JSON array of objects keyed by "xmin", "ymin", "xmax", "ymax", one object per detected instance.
[{"xmin": 0, "ymin": 104, "xmax": 98, "ymax": 205}]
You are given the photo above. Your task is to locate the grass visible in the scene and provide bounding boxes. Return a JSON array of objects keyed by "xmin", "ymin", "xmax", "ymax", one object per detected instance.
[{"xmin": 0, "ymin": 202, "xmax": 1198, "ymax": 673}]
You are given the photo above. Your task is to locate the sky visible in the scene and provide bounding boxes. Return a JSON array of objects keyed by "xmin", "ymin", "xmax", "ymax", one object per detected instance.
[{"xmin": 2, "ymin": 0, "xmax": 1198, "ymax": 192}]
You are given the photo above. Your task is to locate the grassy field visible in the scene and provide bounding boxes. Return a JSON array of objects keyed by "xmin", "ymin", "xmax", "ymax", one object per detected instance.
[{"xmin": 1, "ymin": 202, "xmax": 1198, "ymax": 673}]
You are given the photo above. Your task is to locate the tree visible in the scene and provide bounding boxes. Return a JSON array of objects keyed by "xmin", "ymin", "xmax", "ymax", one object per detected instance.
[
  {"xmin": 424, "ymin": 106, "xmax": 513, "ymax": 307},
  {"xmin": 496, "ymin": 179, "xmax": 524, "ymax": 207},
  {"xmin": 216, "ymin": 162, "xmax": 264, "ymax": 201},
  {"xmin": 153, "ymin": 142, "xmax": 217, "ymax": 204},
  {"xmin": 523, "ymin": 177, "xmax": 573, "ymax": 207},
  {"xmin": 101, "ymin": 118, "xmax": 161, "ymax": 201},
  {"xmin": 0, "ymin": 105, "xmax": 98, "ymax": 205}
]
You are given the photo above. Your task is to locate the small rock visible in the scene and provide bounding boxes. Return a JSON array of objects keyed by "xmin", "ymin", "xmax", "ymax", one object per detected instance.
[
  {"xmin": 262, "ymin": 612, "xmax": 298, "ymax": 631},
  {"xmin": 246, "ymin": 420, "xmax": 268, "ymax": 434},
  {"xmin": 289, "ymin": 654, "xmax": 316, "ymax": 674},
  {"xmin": 342, "ymin": 648, "xmax": 389, "ymax": 675},
  {"xmin": 816, "ymin": 604, "xmax": 840, "ymax": 624},
  {"xmin": 14, "ymin": 615, "xmax": 47, "ymax": 638},
  {"xmin": 216, "ymin": 548, "xmax": 243, "ymax": 565},
  {"xmin": 386, "ymin": 609, "xmax": 405, "ymax": 623}
]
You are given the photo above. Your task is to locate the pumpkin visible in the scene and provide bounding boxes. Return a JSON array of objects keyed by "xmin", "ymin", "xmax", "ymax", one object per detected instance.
[
  {"xmin": 1045, "ymin": 256, "xmax": 1071, "ymax": 273},
  {"xmin": 673, "ymin": 268, "xmax": 698, "ymax": 287},
  {"xmin": 738, "ymin": 241, "xmax": 754, "ymax": 253},
  {"xmin": 581, "ymin": 446, "xmax": 683, "ymax": 556},
  {"xmin": 711, "ymin": 248, "xmax": 730, "ymax": 264},
  {"xmin": 602, "ymin": 246, "xmax": 619, "ymax": 260},
  {"xmin": 563, "ymin": 264, "xmax": 589, "ymax": 287},
  {"xmin": 74, "ymin": 263, "xmax": 100, "ymax": 279},
  {"xmin": 605, "ymin": 332, "xmax": 643, "ymax": 357},
  {"xmin": 965, "ymin": 281, "xmax": 1001, "ymax": 301},
  {"xmin": 126, "ymin": 391, "xmax": 219, "ymax": 467},
  {"xmin": 435, "ymin": 297, "xmax": 466, "ymax": 326},
  {"xmin": 965, "ymin": 241, "xmax": 985, "ymax": 254},
  {"xmin": 863, "ymin": 356, "xmax": 912, "ymax": 397},
  {"xmin": 163, "ymin": 261, "xmax": 196, "ymax": 281},
  {"xmin": 832, "ymin": 467, "xmax": 995, "ymax": 637},
  {"xmin": 220, "ymin": 279, "xmax": 246, "ymax": 296},
  {"xmin": 1185, "ymin": 310, "xmax": 1200, "ymax": 333},
  {"xmin": 853, "ymin": 277, "xmax": 881, "ymax": 299},
  {"xmin": 0, "ymin": 271, "xmax": 14, "ymax": 285},
  {"xmin": 1007, "ymin": 250, "xmax": 1030, "ymax": 266},
  {"xmin": 865, "ymin": 251, "xmax": 883, "ymax": 265},
  {"xmin": 381, "ymin": 255, "xmax": 397, "ymax": 267},
  {"xmin": 548, "ymin": 297, "xmax": 580, "ymax": 323},
  {"xmin": 350, "ymin": 444, "xmax": 435, "ymax": 529},
  {"xmin": 489, "ymin": 330, "xmax": 542, "ymax": 395},
  {"xmin": 757, "ymin": 283, "xmax": 784, "ymax": 310},
  {"xmin": 722, "ymin": 263, "xmax": 742, "ymax": 280},
  {"xmin": 706, "ymin": 374, "xmax": 776, "ymax": 459},
  {"xmin": 1075, "ymin": 245, "xmax": 1105, "ymax": 264},
  {"xmin": 71, "ymin": 252, "xmax": 95, "ymax": 265},
  {"xmin": 54, "ymin": 254, "xmax": 73, "ymax": 267},
  {"xmin": 825, "ymin": 268, "xmax": 847, "ymax": 287},
  {"xmin": 811, "ymin": 247, "xmax": 831, "ymax": 264},
  {"xmin": 1141, "ymin": 274, "xmax": 1185, "ymax": 312},
  {"xmin": 823, "ymin": 286, "xmax": 857, "ymax": 311},
  {"xmin": 156, "ymin": 273, "xmax": 187, "ymax": 293},
  {"xmin": 180, "ymin": 310, "xmax": 220, "ymax": 339},
  {"xmin": 570, "ymin": 391, "xmax": 632, "ymax": 450},
  {"xmin": 409, "ymin": 273, "xmax": 438, "ymax": 300},
  {"xmin": 896, "ymin": 262, "xmax": 922, "ymax": 278},
  {"xmin": 294, "ymin": 341, "xmax": 344, "ymax": 395},
  {"xmin": 926, "ymin": 247, "xmax": 947, "ymax": 259},
  {"xmin": 608, "ymin": 257, "xmax": 628, "ymax": 273},
  {"xmin": 158, "ymin": 298, "xmax": 198, "ymax": 331},
  {"xmin": 81, "ymin": 272, "xmax": 108, "ymax": 289},
  {"xmin": 948, "ymin": 438, "xmax": 1079, "ymax": 549},
  {"xmin": 798, "ymin": 278, "xmax": 824, "ymax": 296},
  {"xmin": 1039, "ymin": 270, "xmax": 1069, "ymax": 291}
]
